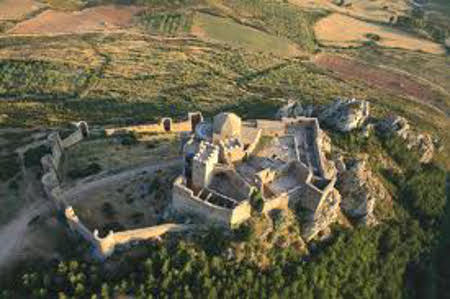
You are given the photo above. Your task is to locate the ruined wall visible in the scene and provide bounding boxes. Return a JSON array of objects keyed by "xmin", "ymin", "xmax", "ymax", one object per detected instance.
[
  {"xmin": 61, "ymin": 129, "xmax": 84, "ymax": 148},
  {"xmin": 173, "ymin": 176, "xmax": 234, "ymax": 226},
  {"xmin": 256, "ymin": 120, "xmax": 286, "ymax": 136},
  {"xmin": 40, "ymin": 124, "xmax": 89, "ymax": 204},
  {"xmin": 104, "ymin": 112, "xmax": 202, "ymax": 136},
  {"xmin": 66, "ymin": 206, "xmax": 188, "ymax": 257},
  {"xmin": 244, "ymin": 128, "xmax": 262, "ymax": 156},
  {"xmin": 262, "ymin": 193, "xmax": 289, "ymax": 214},
  {"xmin": 65, "ymin": 207, "xmax": 98, "ymax": 245},
  {"xmin": 230, "ymin": 201, "xmax": 252, "ymax": 227},
  {"xmin": 220, "ymin": 144, "xmax": 245, "ymax": 164},
  {"xmin": 94, "ymin": 223, "xmax": 189, "ymax": 257}
]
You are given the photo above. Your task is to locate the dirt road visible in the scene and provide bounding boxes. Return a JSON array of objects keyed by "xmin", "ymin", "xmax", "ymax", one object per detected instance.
[
  {"xmin": 0, "ymin": 200, "xmax": 52, "ymax": 270},
  {"xmin": 0, "ymin": 158, "xmax": 182, "ymax": 270}
]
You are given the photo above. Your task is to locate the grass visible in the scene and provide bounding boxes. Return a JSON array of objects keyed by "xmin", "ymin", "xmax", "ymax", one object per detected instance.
[
  {"xmin": 0, "ymin": 60, "xmax": 92, "ymax": 98},
  {"xmin": 223, "ymin": 0, "xmax": 324, "ymax": 52},
  {"xmin": 192, "ymin": 12, "xmax": 300, "ymax": 57}
]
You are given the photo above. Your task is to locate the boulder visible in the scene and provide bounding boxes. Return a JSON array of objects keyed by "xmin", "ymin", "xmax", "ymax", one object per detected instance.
[
  {"xmin": 337, "ymin": 158, "xmax": 391, "ymax": 226},
  {"xmin": 318, "ymin": 98, "xmax": 370, "ymax": 132}
]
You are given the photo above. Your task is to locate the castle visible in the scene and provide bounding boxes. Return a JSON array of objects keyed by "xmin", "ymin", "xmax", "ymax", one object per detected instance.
[
  {"xmin": 173, "ymin": 112, "xmax": 339, "ymax": 240},
  {"xmin": 39, "ymin": 111, "xmax": 341, "ymax": 257}
]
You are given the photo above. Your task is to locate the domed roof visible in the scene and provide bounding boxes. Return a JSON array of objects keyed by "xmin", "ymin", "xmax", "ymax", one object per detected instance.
[{"xmin": 213, "ymin": 112, "xmax": 241, "ymax": 139}]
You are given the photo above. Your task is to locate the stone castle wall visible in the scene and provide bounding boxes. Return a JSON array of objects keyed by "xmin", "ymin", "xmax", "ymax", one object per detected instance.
[
  {"xmin": 104, "ymin": 112, "xmax": 202, "ymax": 136},
  {"xmin": 65, "ymin": 206, "xmax": 189, "ymax": 257},
  {"xmin": 40, "ymin": 124, "xmax": 88, "ymax": 206},
  {"xmin": 255, "ymin": 120, "xmax": 286, "ymax": 136},
  {"xmin": 172, "ymin": 176, "xmax": 251, "ymax": 226}
]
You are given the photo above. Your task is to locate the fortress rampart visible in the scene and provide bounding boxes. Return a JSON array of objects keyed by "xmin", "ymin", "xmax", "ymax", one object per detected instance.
[
  {"xmin": 38, "ymin": 120, "xmax": 193, "ymax": 259},
  {"xmin": 65, "ymin": 207, "xmax": 189, "ymax": 257},
  {"xmin": 40, "ymin": 122, "xmax": 89, "ymax": 208},
  {"xmin": 104, "ymin": 112, "xmax": 203, "ymax": 136}
]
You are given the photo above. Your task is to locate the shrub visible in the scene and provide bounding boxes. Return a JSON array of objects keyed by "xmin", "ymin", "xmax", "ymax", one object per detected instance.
[
  {"xmin": 120, "ymin": 132, "xmax": 139, "ymax": 146},
  {"xmin": 233, "ymin": 222, "xmax": 255, "ymax": 242},
  {"xmin": 366, "ymin": 33, "xmax": 381, "ymax": 41},
  {"xmin": 102, "ymin": 202, "xmax": 117, "ymax": 219},
  {"xmin": 24, "ymin": 145, "xmax": 50, "ymax": 168},
  {"xmin": 0, "ymin": 154, "xmax": 20, "ymax": 181},
  {"xmin": 67, "ymin": 163, "xmax": 102, "ymax": 179},
  {"xmin": 402, "ymin": 164, "xmax": 446, "ymax": 224},
  {"xmin": 250, "ymin": 189, "xmax": 264, "ymax": 213}
]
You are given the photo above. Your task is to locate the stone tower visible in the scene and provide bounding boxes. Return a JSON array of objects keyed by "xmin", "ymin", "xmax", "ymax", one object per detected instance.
[{"xmin": 192, "ymin": 141, "xmax": 219, "ymax": 192}]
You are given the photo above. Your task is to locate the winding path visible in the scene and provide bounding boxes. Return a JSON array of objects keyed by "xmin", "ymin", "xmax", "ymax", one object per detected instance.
[{"xmin": 0, "ymin": 158, "xmax": 183, "ymax": 270}]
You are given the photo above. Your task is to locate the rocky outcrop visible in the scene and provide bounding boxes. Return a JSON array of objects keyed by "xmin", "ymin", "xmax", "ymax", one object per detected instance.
[
  {"xmin": 337, "ymin": 158, "xmax": 391, "ymax": 226},
  {"xmin": 377, "ymin": 115, "xmax": 435, "ymax": 163},
  {"xmin": 301, "ymin": 188, "xmax": 341, "ymax": 241},
  {"xmin": 277, "ymin": 98, "xmax": 370, "ymax": 132},
  {"xmin": 276, "ymin": 100, "xmax": 315, "ymax": 119},
  {"xmin": 318, "ymin": 98, "xmax": 370, "ymax": 132}
]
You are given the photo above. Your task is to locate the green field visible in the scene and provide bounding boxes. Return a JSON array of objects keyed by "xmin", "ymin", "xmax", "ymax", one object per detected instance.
[{"xmin": 192, "ymin": 12, "xmax": 301, "ymax": 57}]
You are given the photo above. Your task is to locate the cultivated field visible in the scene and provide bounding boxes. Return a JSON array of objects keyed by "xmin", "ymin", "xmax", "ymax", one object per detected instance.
[
  {"xmin": 313, "ymin": 53, "xmax": 450, "ymax": 115},
  {"xmin": 314, "ymin": 13, "xmax": 445, "ymax": 54},
  {"xmin": 289, "ymin": 0, "xmax": 409, "ymax": 23},
  {"xmin": 191, "ymin": 12, "xmax": 302, "ymax": 57},
  {"xmin": 0, "ymin": 0, "xmax": 44, "ymax": 21},
  {"xmin": 9, "ymin": 5, "xmax": 143, "ymax": 35}
]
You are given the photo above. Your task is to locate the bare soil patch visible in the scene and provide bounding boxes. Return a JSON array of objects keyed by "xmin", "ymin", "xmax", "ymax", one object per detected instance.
[
  {"xmin": 313, "ymin": 53, "xmax": 445, "ymax": 113},
  {"xmin": 314, "ymin": 13, "xmax": 445, "ymax": 54},
  {"xmin": 0, "ymin": 0, "xmax": 44, "ymax": 21},
  {"xmin": 289, "ymin": 0, "xmax": 409, "ymax": 23},
  {"xmin": 9, "ymin": 5, "xmax": 143, "ymax": 35}
]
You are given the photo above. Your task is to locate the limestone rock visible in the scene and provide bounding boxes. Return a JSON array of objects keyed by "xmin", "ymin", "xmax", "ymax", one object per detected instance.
[
  {"xmin": 337, "ymin": 158, "xmax": 391, "ymax": 226},
  {"xmin": 276, "ymin": 100, "xmax": 297, "ymax": 119},
  {"xmin": 376, "ymin": 115, "xmax": 435, "ymax": 163},
  {"xmin": 318, "ymin": 98, "xmax": 370, "ymax": 132},
  {"xmin": 301, "ymin": 188, "xmax": 341, "ymax": 241},
  {"xmin": 276, "ymin": 101, "xmax": 315, "ymax": 119}
]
